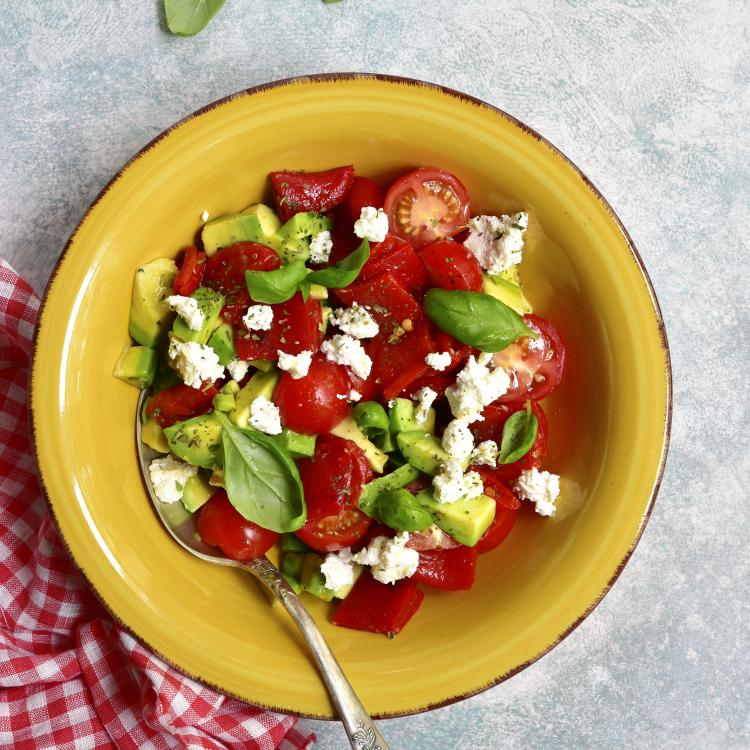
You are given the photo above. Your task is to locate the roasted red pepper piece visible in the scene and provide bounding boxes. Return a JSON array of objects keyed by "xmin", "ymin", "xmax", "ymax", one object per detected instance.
[
  {"xmin": 173, "ymin": 246, "xmax": 206, "ymax": 297},
  {"xmin": 359, "ymin": 234, "xmax": 427, "ymax": 294},
  {"xmin": 411, "ymin": 545, "xmax": 478, "ymax": 590},
  {"xmin": 270, "ymin": 165, "xmax": 355, "ymax": 221}
]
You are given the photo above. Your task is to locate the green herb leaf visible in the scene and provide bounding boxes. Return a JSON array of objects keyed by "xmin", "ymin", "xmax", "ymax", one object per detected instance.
[
  {"xmin": 245, "ymin": 262, "xmax": 309, "ymax": 304},
  {"xmin": 306, "ymin": 239, "xmax": 370, "ymax": 289},
  {"xmin": 215, "ymin": 413, "xmax": 306, "ymax": 533},
  {"xmin": 423, "ymin": 289, "xmax": 533, "ymax": 352},
  {"xmin": 164, "ymin": 0, "xmax": 225, "ymax": 36},
  {"xmin": 498, "ymin": 403, "xmax": 538, "ymax": 464}
]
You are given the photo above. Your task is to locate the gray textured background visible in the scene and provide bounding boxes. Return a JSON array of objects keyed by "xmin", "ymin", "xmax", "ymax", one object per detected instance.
[{"xmin": 2, "ymin": 1, "xmax": 749, "ymax": 748}]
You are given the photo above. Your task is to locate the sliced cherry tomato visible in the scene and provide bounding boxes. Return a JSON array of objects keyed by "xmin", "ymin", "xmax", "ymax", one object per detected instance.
[
  {"xmin": 274, "ymin": 354, "xmax": 351, "ymax": 435},
  {"xmin": 197, "ymin": 490, "xmax": 279, "ymax": 561},
  {"xmin": 348, "ymin": 176, "xmax": 384, "ymax": 222},
  {"xmin": 418, "ymin": 239, "xmax": 483, "ymax": 292},
  {"xmin": 173, "ymin": 246, "xmax": 206, "ymax": 296},
  {"xmin": 270, "ymin": 166, "xmax": 354, "ymax": 221},
  {"xmin": 234, "ymin": 292, "xmax": 323, "ymax": 362},
  {"xmin": 383, "ymin": 167, "xmax": 471, "ymax": 248},
  {"xmin": 359, "ymin": 234, "xmax": 427, "ymax": 294},
  {"xmin": 332, "ymin": 569, "xmax": 424, "ymax": 635},
  {"xmin": 494, "ymin": 315, "xmax": 566, "ymax": 402},
  {"xmin": 145, "ymin": 383, "xmax": 218, "ymax": 428},
  {"xmin": 412, "ymin": 545, "xmax": 477, "ymax": 590},
  {"xmin": 203, "ymin": 242, "xmax": 281, "ymax": 324}
]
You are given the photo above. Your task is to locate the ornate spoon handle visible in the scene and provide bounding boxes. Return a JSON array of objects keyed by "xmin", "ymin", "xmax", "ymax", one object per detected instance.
[{"xmin": 246, "ymin": 556, "xmax": 390, "ymax": 750}]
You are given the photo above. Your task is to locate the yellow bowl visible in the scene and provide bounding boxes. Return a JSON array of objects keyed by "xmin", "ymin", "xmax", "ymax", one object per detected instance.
[{"xmin": 31, "ymin": 75, "xmax": 671, "ymax": 719}]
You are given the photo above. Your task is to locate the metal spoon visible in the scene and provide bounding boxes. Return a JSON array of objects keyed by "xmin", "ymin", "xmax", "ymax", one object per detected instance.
[{"xmin": 137, "ymin": 393, "xmax": 389, "ymax": 750}]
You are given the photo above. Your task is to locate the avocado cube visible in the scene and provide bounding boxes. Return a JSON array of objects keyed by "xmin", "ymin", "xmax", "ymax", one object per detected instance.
[
  {"xmin": 164, "ymin": 413, "xmax": 223, "ymax": 469},
  {"xmin": 113, "ymin": 345, "xmax": 156, "ymax": 389},
  {"xmin": 415, "ymin": 489, "xmax": 496, "ymax": 547},
  {"xmin": 207, "ymin": 323, "xmax": 236, "ymax": 365},
  {"xmin": 128, "ymin": 258, "xmax": 178, "ymax": 347},
  {"xmin": 202, "ymin": 206, "xmax": 281, "ymax": 256},
  {"xmin": 330, "ymin": 415, "xmax": 388, "ymax": 473},
  {"xmin": 274, "ymin": 212, "xmax": 333, "ymax": 264},
  {"xmin": 358, "ymin": 464, "xmax": 421, "ymax": 517},
  {"xmin": 242, "ymin": 203, "xmax": 282, "ymax": 239},
  {"xmin": 229, "ymin": 370, "xmax": 280, "ymax": 428},
  {"xmin": 273, "ymin": 428, "xmax": 316, "ymax": 458},
  {"xmin": 396, "ymin": 431, "xmax": 450, "ymax": 475},
  {"xmin": 140, "ymin": 418, "xmax": 170, "ymax": 454},
  {"xmin": 389, "ymin": 398, "xmax": 436, "ymax": 434},
  {"xmin": 172, "ymin": 287, "xmax": 225, "ymax": 345},
  {"xmin": 181, "ymin": 473, "xmax": 215, "ymax": 513},
  {"xmin": 281, "ymin": 551, "xmax": 306, "ymax": 581},
  {"xmin": 483, "ymin": 272, "xmax": 532, "ymax": 315}
]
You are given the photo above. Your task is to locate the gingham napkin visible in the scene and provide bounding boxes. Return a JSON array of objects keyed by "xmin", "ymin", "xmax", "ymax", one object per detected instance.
[{"xmin": 0, "ymin": 259, "xmax": 315, "ymax": 750}]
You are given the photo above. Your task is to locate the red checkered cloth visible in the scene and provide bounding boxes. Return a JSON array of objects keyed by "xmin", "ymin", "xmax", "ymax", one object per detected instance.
[{"xmin": 0, "ymin": 260, "xmax": 315, "ymax": 750}]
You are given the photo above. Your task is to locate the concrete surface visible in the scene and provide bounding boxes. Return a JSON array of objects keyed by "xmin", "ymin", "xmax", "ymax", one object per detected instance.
[{"xmin": 2, "ymin": 1, "xmax": 748, "ymax": 747}]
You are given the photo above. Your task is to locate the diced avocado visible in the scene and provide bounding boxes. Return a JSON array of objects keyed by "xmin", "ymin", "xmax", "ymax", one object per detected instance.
[
  {"xmin": 483, "ymin": 272, "xmax": 532, "ymax": 315},
  {"xmin": 358, "ymin": 463, "xmax": 421, "ymax": 516},
  {"xmin": 415, "ymin": 489, "xmax": 496, "ymax": 547},
  {"xmin": 273, "ymin": 428, "xmax": 316, "ymax": 458},
  {"xmin": 282, "ymin": 533, "xmax": 312, "ymax": 554},
  {"xmin": 181, "ymin": 473, "xmax": 215, "ymax": 513},
  {"xmin": 221, "ymin": 379, "xmax": 240, "ymax": 396},
  {"xmin": 282, "ymin": 574, "xmax": 303, "ymax": 595},
  {"xmin": 207, "ymin": 323, "xmax": 236, "ymax": 365},
  {"xmin": 242, "ymin": 203, "xmax": 282, "ymax": 240},
  {"xmin": 300, "ymin": 553, "xmax": 361, "ymax": 601},
  {"xmin": 319, "ymin": 305, "xmax": 332, "ymax": 335},
  {"xmin": 274, "ymin": 212, "xmax": 333, "ymax": 264},
  {"xmin": 172, "ymin": 287, "xmax": 225, "ymax": 345},
  {"xmin": 396, "ymin": 431, "xmax": 450, "ymax": 475},
  {"xmin": 164, "ymin": 413, "xmax": 222, "ymax": 469},
  {"xmin": 309, "ymin": 284, "xmax": 328, "ymax": 300},
  {"xmin": 152, "ymin": 358, "xmax": 181, "ymax": 393},
  {"xmin": 140, "ymin": 418, "xmax": 170, "ymax": 453},
  {"xmin": 249, "ymin": 358, "xmax": 274, "ymax": 373},
  {"xmin": 389, "ymin": 398, "xmax": 435, "ymax": 435},
  {"xmin": 212, "ymin": 392, "xmax": 235, "ymax": 413},
  {"xmin": 282, "ymin": 551, "xmax": 305, "ymax": 581},
  {"xmin": 330, "ymin": 414, "xmax": 388, "ymax": 473},
  {"xmin": 277, "ymin": 236, "xmax": 311, "ymax": 265},
  {"xmin": 113, "ymin": 345, "xmax": 156, "ymax": 389},
  {"xmin": 202, "ymin": 205, "xmax": 281, "ymax": 256},
  {"xmin": 128, "ymin": 258, "xmax": 178, "ymax": 346},
  {"xmin": 229, "ymin": 369, "xmax": 280, "ymax": 428}
]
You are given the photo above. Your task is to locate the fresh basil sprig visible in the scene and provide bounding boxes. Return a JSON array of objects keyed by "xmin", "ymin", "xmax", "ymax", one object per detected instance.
[
  {"xmin": 306, "ymin": 239, "xmax": 370, "ymax": 289},
  {"xmin": 214, "ymin": 413, "xmax": 306, "ymax": 533},
  {"xmin": 164, "ymin": 0, "xmax": 225, "ymax": 36},
  {"xmin": 498, "ymin": 402, "xmax": 538, "ymax": 464},
  {"xmin": 245, "ymin": 262, "xmax": 309, "ymax": 304},
  {"xmin": 423, "ymin": 289, "xmax": 534, "ymax": 352}
]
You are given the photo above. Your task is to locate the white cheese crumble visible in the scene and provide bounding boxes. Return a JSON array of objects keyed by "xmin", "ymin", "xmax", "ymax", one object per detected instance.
[
  {"xmin": 226, "ymin": 358, "xmax": 250, "ymax": 382},
  {"xmin": 200, "ymin": 210, "xmax": 210, "ymax": 222},
  {"xmin": 515, "ymin": 468, "xmax": 560, "ymax": 517},
  {"xmin": 441, "ymin": 419, "xmax": 475, "ymax": 464},
  {"xmin": 471, "ymin": 440, "xmax": 498, "ymax": 468},
  {"xmin": 148, "ymin": 455, "xmax": 198, "ymax": 505},
  {"xmin": 330, "ymin": 302, "xmax": 379, "ymax": 339},
  {"xmin": 425, "ymin": 351, "xmax": 452, "ymax": 371},
  {"xmin": 349, "ymin": 390, "xmax": 362, "ymax": 402},
  {"xmin": 168, "ymin": 339, "xmax": 224, "ymax": 389},
  {"xmin": 320, "ymin": 334, "xmax": 372, "ymax": 379},
  {"xmin": 309, "ymin": 230, "xmax": 333, "ymax": 264},
  {"xmin": 432, "ymin": 460, "xmax": 484, "ymax": 504},
  {"xmin": 353, "ymin": 206, "xmax": 389, "ymax": 243},
  {"xmin": 320, "ymin": 548, "xmax": 355, "ymax": 591},
  {"xmin": 276, "ymin": 349, "xmax": 313, "ymax": 380},
  {"xmin": 166, "ymin": 295, "xmax": 205, "ymax": 332},
  {"xmin": 242, "ymin": 304, "xmax": 274, "ymax": 331},
  {"xmin": 464, "ymin": 212, "xmax": 529, "ymax": 274},
  {"xmin": 352, "ymin": 532, "xmax": 419, "ymax": 584},
  {"xmin": 249, "ymin": 395, "xmax": 282, "ymax": 435},
  {"xmin": 413, "ymin": 386, "xmax": 437, "ymax": 425},
  {"xmin": 445, "ymin": 353, "xmax": 511, "ymax": 423}
]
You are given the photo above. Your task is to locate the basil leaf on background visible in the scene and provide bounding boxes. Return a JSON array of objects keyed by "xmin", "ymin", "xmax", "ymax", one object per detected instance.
[
  {"xmin": 245, "ymin": 262, "xmax": 309, "ymax": 304},
  {"xmin": 423, "ymin": 288, "xmax": 534, "ymax": 352},
  {"xmin": 164, "ymin": 0, "xmax": 225, "ymax": 36},
  {"xmin": 306, "ymin": 239, "xmax": 370, "ymax": 289},
  {"xmin": 498, "ymin": 403, "xmax": 538, "ymax": 465},
  {"xmin": 214, "ymin": 413, "xmax": 306, "ymax": 533}
]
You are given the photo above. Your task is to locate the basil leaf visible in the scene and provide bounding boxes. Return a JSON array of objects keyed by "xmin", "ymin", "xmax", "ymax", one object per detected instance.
[
  {"xmin": 306, "ymin": 239, "xmax": 370, "ymax": 289},
  {"xmin": 423, "ymin": 289, "xmax": 533, "ymax": 352},
  {"xmin": 164, "ymin": 0, "xmax": 225, "ymax": 36},
  {"xmin": 215, "ymin": 413, "xmax": 306, "ymax": 533},
  {"xmin": 498, "ymin": 405, "xmax": 538, "ymax": 464},
  {"xmin": 245, "ymin": 262, "xmax": 308, "ymax": 304}
]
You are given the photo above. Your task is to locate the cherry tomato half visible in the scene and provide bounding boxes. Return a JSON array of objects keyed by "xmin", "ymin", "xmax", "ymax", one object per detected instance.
[
  {"xmin": 197, "ymin": 490, "xmax": 279, "ymax": 561},
  {"xmin": 418, "ymin": 239, "xmax": 483, "ymax": 292},
  {"xmin": 173, "ymin": 246, "xmax": 206, "ymax": 297},
  {"xmin": 383, "ymin": 168, "xmax": 471, "ymax": 248}
]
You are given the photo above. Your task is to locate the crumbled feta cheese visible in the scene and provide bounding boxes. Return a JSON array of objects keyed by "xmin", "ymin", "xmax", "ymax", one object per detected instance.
[
  {"xmin": 441, "ymin": 419, "xmax": 475, "ymax": 463},
  {"xmin": 330, "ymin": 302, "xmax": 379, "ymax": 339},
  {"xmin": 226, "ymin": 358, "xmax": 250, "ymax": 382},
  {"xmin": 200, "ymin": 210, "xmax": 210, "ymax": 222},
  {"xmin": 276, "ymin": 349, "xmax": 313, "ymax": 380},
  {"xmin": 320, "ymin": 548, "xmax": 355, "ymax": 591},
  {"xmin": 432, "ymin": 460, "xmax": 484, "ymax": 504},
  {"xmin": 471, "ymin": 440, "xmax": 498, "ymax": 467},
  {"xmin": 515, "ymin": 468, "xmax": 560, "ymax": 517},
  {"xmin": 168, "ymin": 339, "xmax": 224, "ymax": 389},
  {"xmin": 320, "ymin": 334, "xmax": 372, "ymax": 379},
  {"xmin": 425, "ymin": 351, "xmax": 452, "ymax": 371},
  {"xmin": 335, "ymin": 393, "xmax": 348, "ymax": 400},
  {"xmin": 309, "ymin": 230, "xmax": 333, "ymax": 264},
  {"xmin": 413, "ymin": 386, "xmax": 437, "ymax": 425},
  {"xmin": 445, "ymin": 354, "xmax": 511, "ymax": 423},
  {"xmin": 464, "ymin": 212, "xmax": 528, "ymax": 274},
  {"xmin": 353, "ymin": 206, "xmax": 389, "ymax": 243},
  {"xmin": 249, "ymin": 395, "xmax": 282, "ymax": 435},
  {"xmin": 352, "ymin": 532, "xmax": 419, "ymax": 584},
  {"xmin": 167, "ymin": 295, "xmax": 205, "ymax": 332},
  {"xmin": 349, "ymin": 390, "xmax": 362, "ymax": 402},
  {"xmin": 148, "ymin": 455, "xmax": 198, "ymax": 505},
  {"xmin": 242, "ymin": 304, "xmax": 274, "ymax": 331}
]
